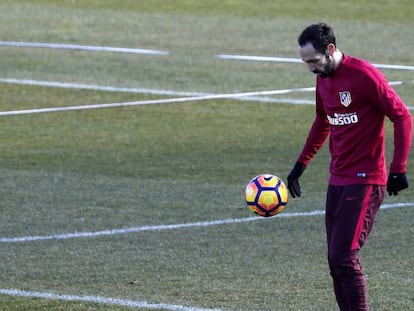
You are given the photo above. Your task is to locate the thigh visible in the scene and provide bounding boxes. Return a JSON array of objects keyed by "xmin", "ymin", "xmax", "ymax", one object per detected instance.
[{"xmin": 325, "ymin": 184, "xmax": 384, "ymax": 258}]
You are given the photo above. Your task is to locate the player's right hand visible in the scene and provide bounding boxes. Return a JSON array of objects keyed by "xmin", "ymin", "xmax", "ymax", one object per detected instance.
[{"xmin": 287, "ymin": 162, "xmax": 307, "ymax": 198}]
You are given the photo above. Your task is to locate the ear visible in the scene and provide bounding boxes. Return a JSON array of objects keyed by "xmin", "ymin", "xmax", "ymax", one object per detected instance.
[{"xmin": 327, "ymin": 43, "xmax": 336, "ymax": 56}]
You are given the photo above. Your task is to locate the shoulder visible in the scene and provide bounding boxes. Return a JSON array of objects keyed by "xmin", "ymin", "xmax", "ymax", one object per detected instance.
[
  {"xmin": 342, "ymin": 55, "xmax": 379, "ymax": 74},
  {"xmin": 340, "ymin": 54, "xmax": 387, "ymax": 85}
]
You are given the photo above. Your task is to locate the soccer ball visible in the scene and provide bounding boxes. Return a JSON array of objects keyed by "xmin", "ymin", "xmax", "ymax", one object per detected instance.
[{"xmin": 245, "ymin": 174, "xmax": 288, "ymax": 217}]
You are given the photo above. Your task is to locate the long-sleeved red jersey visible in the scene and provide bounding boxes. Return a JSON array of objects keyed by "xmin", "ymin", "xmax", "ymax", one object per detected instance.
[{"xmin": 297, "ymin": 54, "xmax": 412, "ymax": 186}]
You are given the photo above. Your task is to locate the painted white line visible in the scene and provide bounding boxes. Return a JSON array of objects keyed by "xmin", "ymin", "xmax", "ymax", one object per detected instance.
[
  {"xmin": 1, "ymin": 202, "xmax": 412, "ymax": 244},
  {"xmin": 0, "ymin": 78, "xmax": 412, "ymax": 115},
  {"xmin": 0, "ymin": 289, "xmax": 222, "ymax": 311},
  {"xmin": 0, "ymin": 84, "xmax": 318, "ymax": 116},
  {"xmin": 0, "ymin": 78, "xmax": 212, "ymax": 97},
  {"xmin": 217, "ymin": 54, "xmax": 414, "ymax": 71},
  {"xmin": 1, "ymin": 78, "xmax": 411, "ymax": 94},
  {"xmin": 2, "ymin": 40, "xmax": 413, "ymax": 72},
  {"xmin": 0, "ymin": 41, "xmax": 169, "ymax": 55},
  {"xmin": 0, "ymin": 216, "xmax": 267, "ymax": 243},
  {"xmin": 0, "ymin": 78, "xmax": 314, "ymax": 106},
  {"xmin": 218, "ymin": 54, "xmax": 303, "ymax": 63},
  {"xmin": 373, "ymin": 64, "xmax": 414, "ymax": 71}
]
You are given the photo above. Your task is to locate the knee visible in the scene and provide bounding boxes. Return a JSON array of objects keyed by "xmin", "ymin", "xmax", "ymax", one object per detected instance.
[{"xmin": 328, "ymin": 251, "xmax": 362, "ymax": 278}]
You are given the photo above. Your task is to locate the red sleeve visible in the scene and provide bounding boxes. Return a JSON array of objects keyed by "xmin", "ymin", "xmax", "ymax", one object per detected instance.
[
  {"xmin": 391, "ymin": 116, "xmax": 412, "ymax": 173},
  {"xmin": 297, "ymin": 89, "xmax": 330, "ymax": 166},
  {"xmin": 374, "ymin": 74, "xmax": 413, "ymax": 173}
]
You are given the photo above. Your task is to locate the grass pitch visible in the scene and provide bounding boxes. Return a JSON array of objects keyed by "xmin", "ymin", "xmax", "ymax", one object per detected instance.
[{"xmin": 0, "ymin": 1, "xmax": 413, "ymax": 310}]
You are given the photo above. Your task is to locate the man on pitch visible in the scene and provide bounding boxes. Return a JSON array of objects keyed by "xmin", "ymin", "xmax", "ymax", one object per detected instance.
[{"xmin": 287, "ymin": 23, "xmax": 412, "ymax": 310}]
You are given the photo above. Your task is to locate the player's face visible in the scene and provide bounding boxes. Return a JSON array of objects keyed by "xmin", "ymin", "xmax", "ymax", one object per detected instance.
[{"xmin": 299, "ymin": 42, "xmax": 334, "ymax": 78}]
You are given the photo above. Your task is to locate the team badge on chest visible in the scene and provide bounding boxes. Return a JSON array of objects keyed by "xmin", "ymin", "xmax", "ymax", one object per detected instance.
[{"xmin": 339, "ymin": 91, "xmax": 352, "ymax": 107}]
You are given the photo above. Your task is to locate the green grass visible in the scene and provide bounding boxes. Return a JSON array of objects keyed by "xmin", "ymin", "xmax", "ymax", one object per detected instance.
[{"xmin": 0, "ymin": 1, "xmax": 413, "ymax": 310}]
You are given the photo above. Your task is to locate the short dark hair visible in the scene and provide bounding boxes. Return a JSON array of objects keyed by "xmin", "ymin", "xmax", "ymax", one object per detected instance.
[{"xmin": 298, "ymin": 23, "xmax": 336, "ymax": 54}]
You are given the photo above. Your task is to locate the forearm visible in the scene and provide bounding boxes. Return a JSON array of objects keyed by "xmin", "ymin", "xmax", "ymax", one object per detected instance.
[
  {"xmin": 390, "ymin": 114, "xmax": 413, "ymax": 173},
  {"xmin": 297, "ymin": 114, "xmax": 330, "ymax": 166}
]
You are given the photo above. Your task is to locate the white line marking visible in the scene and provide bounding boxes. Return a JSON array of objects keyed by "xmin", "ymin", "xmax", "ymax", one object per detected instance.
[
  {"xmin": 0, "ymin": 83, "xmax": 318, "ymax": 116},
  {"xmin": 2, "ymin": 40, "xmax": 413, "ymax": 72},
  {"xmin": 218, "ymin": 54, "xmax": 304, "ymax": 63},
  {"xmin": 1, "ymin": 78, "xmax": 413, "ymax": 115},
  {"xmin": 1, "ymin": 202, "xmax": 412, "ymax": 244},
  {"xmin": 0, "ymin": 41, "xmax": 169, "ymax": 55},
  {"xmin": 0, "ymin": 78, "xmax": 314, "ymax": 105},
  {"xmin": 0, "ymin": 289, "xmax": 222, "ymax": 311},
  {"xmin": 0, "ymin": 78, "xmax": 213, "ymax": 96},
  {"xmin": 217, "ymin": 54, "xmax": 414, "ymax": 71},
  {"xmin": 1, "ymin": 78, "xmax": 413, "ymax": 116}
]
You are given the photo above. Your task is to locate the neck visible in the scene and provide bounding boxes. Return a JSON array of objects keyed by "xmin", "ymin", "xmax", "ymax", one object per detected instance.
[{"xmin": 332, "ymin": 50, "xmax": 344, "ymax": 71}]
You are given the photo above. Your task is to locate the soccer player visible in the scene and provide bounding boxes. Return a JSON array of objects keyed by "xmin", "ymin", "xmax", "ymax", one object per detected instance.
[{"xmin": 287, "ymin": 23, "xmax": 412, "ymax": 310}]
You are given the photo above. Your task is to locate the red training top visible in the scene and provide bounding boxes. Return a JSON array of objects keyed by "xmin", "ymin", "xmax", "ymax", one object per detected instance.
[{"xmin": 297, "ymin": 54, "xmax": 412, "ymax": 186}]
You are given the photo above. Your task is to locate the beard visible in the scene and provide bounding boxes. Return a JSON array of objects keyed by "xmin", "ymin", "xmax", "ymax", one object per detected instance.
[{"xmin": 313, "ymin": 56, "xmax": 334, "ymax": 78}]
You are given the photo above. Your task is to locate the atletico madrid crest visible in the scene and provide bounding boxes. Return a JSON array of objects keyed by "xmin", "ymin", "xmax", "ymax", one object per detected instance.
[{"xmin": 339, "ymin": 91, "xmax": 352, "ymax": 107}]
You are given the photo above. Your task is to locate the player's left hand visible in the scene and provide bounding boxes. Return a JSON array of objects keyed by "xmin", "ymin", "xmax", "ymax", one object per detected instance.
[{"xmin": 387, "ymin": 173, "xmax": 408, "ymax": 195}]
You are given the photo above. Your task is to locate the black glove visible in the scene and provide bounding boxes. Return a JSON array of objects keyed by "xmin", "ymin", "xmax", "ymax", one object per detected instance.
[
  {"xmin": 287, "ymin": 162, "xmax": 306, "ymax": 198},
  {"xmin": 387, "ymin": 173, "xmax": 408, "ymax": 196}
]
